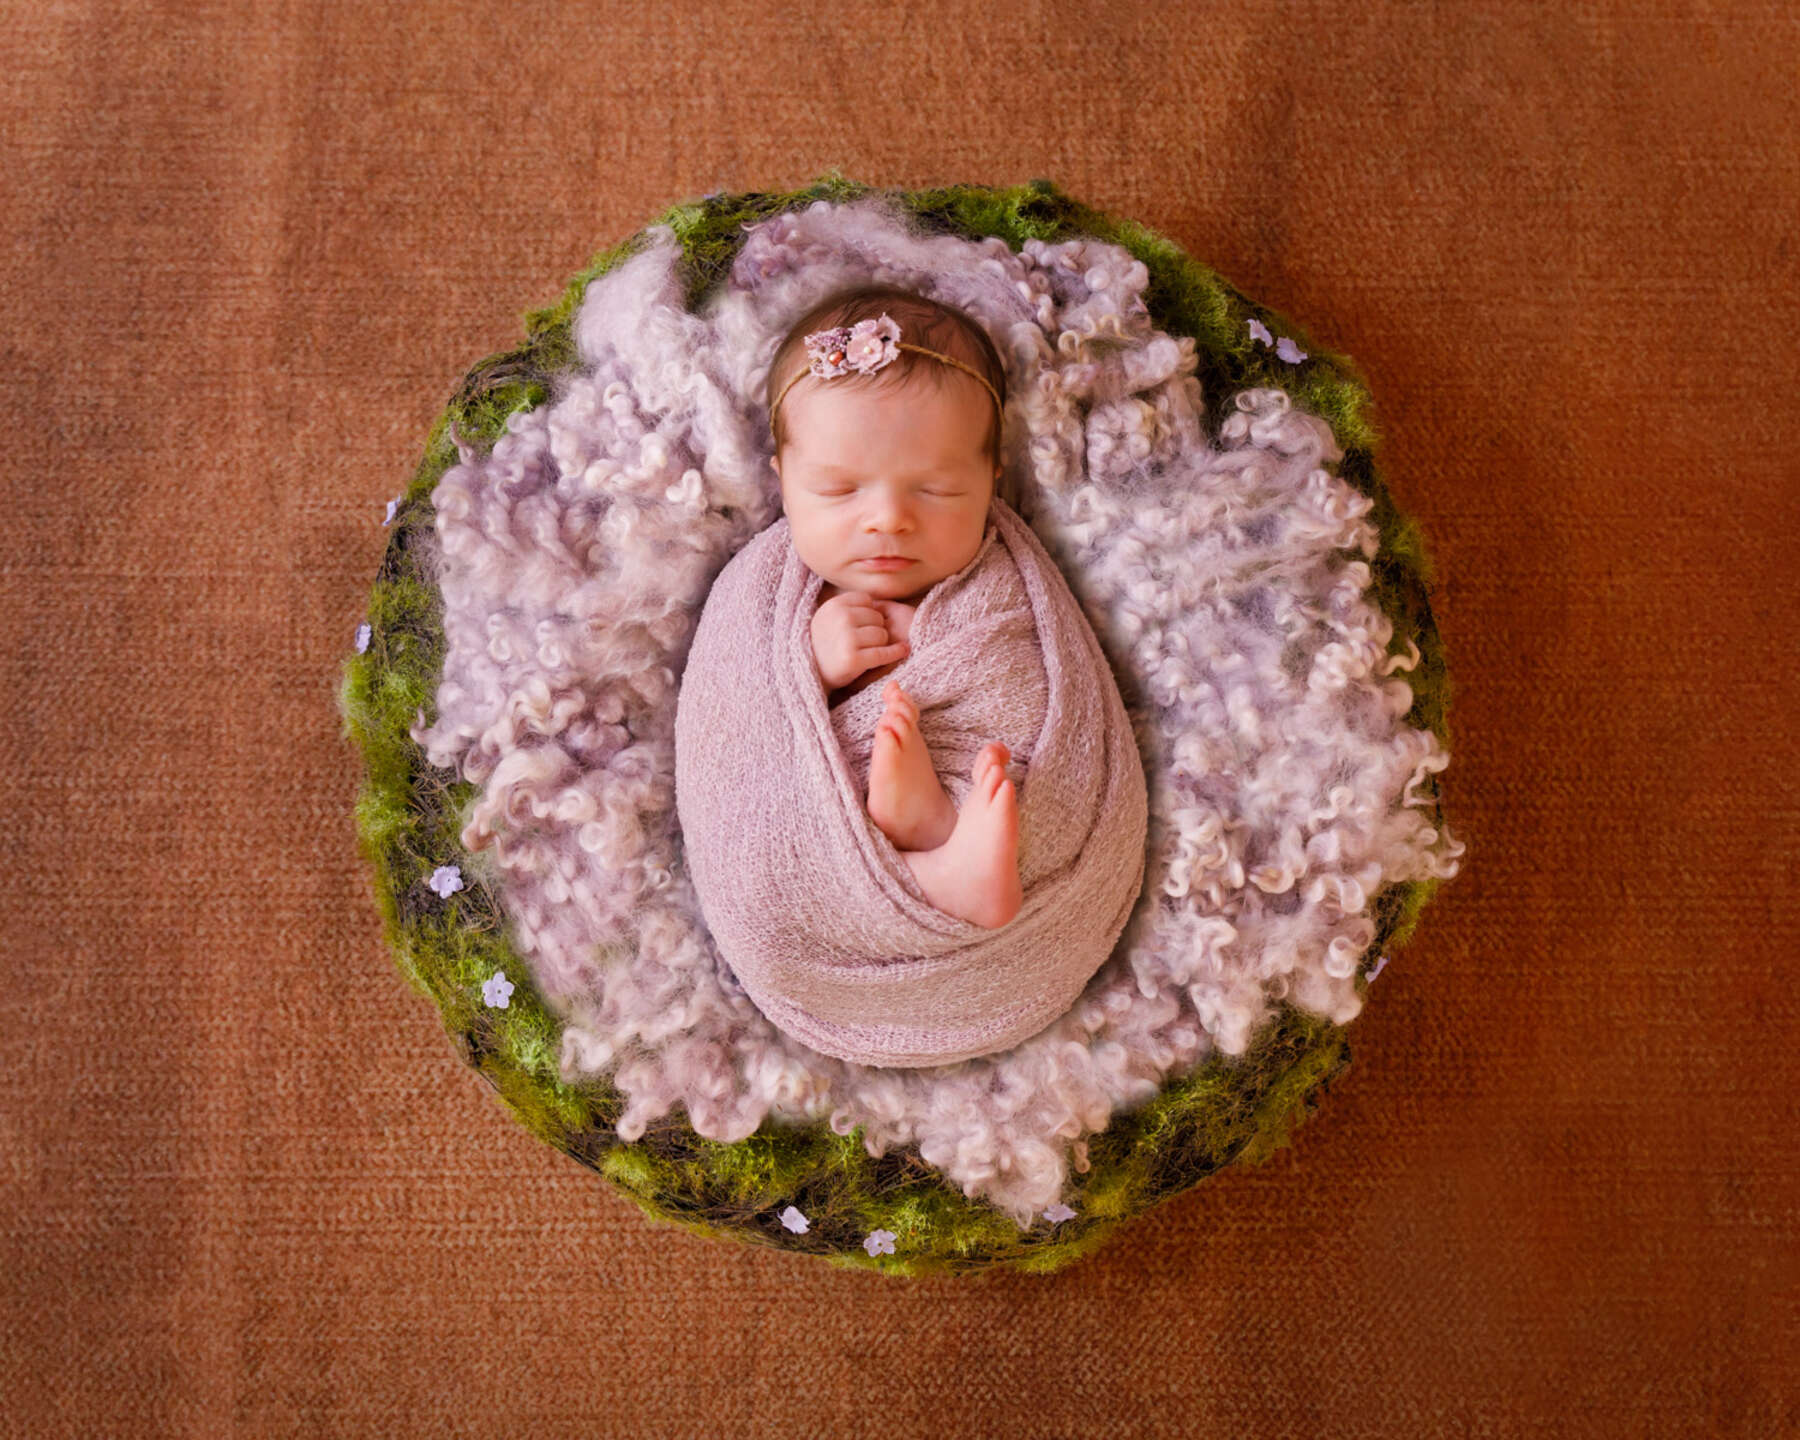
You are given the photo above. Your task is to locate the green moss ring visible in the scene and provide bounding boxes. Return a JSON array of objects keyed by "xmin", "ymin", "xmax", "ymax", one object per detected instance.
[{"xmin": 340, "ymin": 176, "xmax": 1463, "ymax": 1277}]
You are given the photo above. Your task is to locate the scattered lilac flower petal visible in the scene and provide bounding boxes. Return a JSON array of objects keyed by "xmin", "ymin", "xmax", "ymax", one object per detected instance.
[
  {"xmin": 483, "ymin": 970, "xmax": 514, "ymax": 1008},
  {"xmin": 1275, "ymin": 336, "xmax": 1308, "ymax": 364},
  {"xmin": 427, "ymin": 864, "xmax": 464, "ymax": 899},
  {"xmin": 354, "ymin": 623, "xmax": 371, "ymax": 654},
  {"xmin": 1247, "ymin": 318, "xmax": 1273, "ymax": 347},
  {"xmin": 1043, "ymin": 1202, "xmax": 1076, "ymax": 1223},
  {"xmin": 863, "ymin": 1228, "xmax": 897, "ymax": 1257},
  {"xmin": 779, "ymin": 1205, "xmax": 809, "ymax": 1234},
  {"xmin": 383, "ymin": 496, "xmax": 400, "ymax": 526},
  {"xmin": 1366, "ymin": 954, "xmax": 1390, "ymax": 982}
]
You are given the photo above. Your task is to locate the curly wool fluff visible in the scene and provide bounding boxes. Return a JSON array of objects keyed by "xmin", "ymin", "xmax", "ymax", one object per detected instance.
[{"xmin": 409, "ymin": 195, "xmax": 1464, "ymax": 1228}]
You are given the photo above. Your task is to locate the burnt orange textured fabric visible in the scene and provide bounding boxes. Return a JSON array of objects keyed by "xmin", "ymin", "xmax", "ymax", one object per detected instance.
[{"xmin": 2, "ymin": 2, "xmax": 1794, "ymax": 1435}]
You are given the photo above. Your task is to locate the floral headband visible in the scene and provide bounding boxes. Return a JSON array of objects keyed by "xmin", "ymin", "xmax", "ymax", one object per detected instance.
[{"xmin": 768, "ymin": 313, "xmax": 1004, "ymax": 437}]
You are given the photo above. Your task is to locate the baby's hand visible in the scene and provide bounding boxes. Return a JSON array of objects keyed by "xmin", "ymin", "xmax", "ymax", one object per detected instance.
[{"xmin": 811, "ymin": 590, "xmax": 912, "ymax": 690}]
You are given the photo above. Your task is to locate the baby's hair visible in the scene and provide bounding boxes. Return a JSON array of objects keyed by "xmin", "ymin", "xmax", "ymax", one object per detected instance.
[{"xmin": 767, "ymin": 284, "xmax": 1014, "ymax": 508}]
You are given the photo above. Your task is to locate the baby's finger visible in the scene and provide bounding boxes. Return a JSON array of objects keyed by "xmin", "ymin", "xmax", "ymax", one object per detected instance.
[
  {"xmin": 861, "ymin": 641, "xmax": 911, "ymax": 665},
  {"xmin": 854, "ymin": 624, "xmax": 894, "ymax": 646},
  {"xmin": 871, "ymin": 598, "xmax": 914, "ymax": 635}
]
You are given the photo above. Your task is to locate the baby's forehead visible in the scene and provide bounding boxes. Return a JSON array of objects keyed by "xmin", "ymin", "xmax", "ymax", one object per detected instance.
[{"xmin": 788, "ymin": 372, "xmax": 989, "ymax": 429}]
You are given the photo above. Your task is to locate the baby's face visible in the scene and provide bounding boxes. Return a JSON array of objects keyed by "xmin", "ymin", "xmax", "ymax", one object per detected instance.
[{"xmin": 771, "ymin": 374, "xmax": 1000, "ymax": 605}]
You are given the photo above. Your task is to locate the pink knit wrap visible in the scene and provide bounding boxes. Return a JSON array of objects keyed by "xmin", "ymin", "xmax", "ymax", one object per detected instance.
[{"xmin": 673, "ymin": 496, "xmax": 1150, "ymax": 1069}]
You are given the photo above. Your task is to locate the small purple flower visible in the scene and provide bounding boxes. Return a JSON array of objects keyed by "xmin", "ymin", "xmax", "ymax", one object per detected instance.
[
  {"xmin": 1247, "ymin": 318, "xmax": 1273, "ymax": 347},
  {"xmin": 1043, "ymin": 1202, "xmax": 1076, "ymax": 1224},
  {"xmin": 354, "ymin": 623, "xmax": 371, "ymax": 654},
  {"xmin": 483, "ymin": 970, "xmax": 514, "ymax": 1008},
  {"xmin": 864, "ymin": 1228, "xmax": 897, "ymax": 1257},
  {"xmin": 1366, "ymin": 954, "xmax": 1390, "ymax": 982},
  {"xmin": 427, "ymin": 864, "xmax": 464, "ymax": 899},
  {"xmin": 383, "ymin": 496, "xmax": 400, "ymax": 526},
  {"xmin": 1275, "ymin": 336, "xmax": 1308, "ymax": 364},
  {"xmin": 779, "ymin": 1205, "xmax": 809, "ymax": 1234}
]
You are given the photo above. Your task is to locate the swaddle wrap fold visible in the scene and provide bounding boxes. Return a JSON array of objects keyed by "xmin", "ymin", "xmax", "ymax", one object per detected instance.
[{"xmin": 674, "ymin": 496, "xmax": 1149, "ymax": 1069}]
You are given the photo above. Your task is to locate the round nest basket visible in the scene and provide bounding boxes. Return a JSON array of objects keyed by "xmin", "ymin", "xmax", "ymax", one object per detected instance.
[{"xmin": 339, "ymin": 175, "xmax": 1462, "ymax": 1277}]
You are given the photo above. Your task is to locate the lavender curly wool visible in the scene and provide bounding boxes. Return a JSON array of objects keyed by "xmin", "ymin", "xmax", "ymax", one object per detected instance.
[{"xmin": 409, "ymin": 194, "xmax": 1464, "ymax": 1228}]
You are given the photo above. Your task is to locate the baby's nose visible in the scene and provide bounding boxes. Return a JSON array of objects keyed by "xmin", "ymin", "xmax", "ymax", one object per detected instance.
[{"xmin": 863, "ymin": 488, "xmax": 915, "ymax": 531}]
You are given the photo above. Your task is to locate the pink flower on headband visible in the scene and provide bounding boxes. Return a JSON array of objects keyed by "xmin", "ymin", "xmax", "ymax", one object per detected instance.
[
  {"xmin": 845, "ymin": 315, "xmax": 900, "ymax": 369},
  {"xmin": 805, "ymin": 314, "xmax": 901, "ymax": 379}
]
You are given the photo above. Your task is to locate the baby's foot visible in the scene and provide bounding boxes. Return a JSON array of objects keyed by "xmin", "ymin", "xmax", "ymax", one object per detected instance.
[
  {"xmin": 901, "ymin": 743, "xmax": 1022, "ymax": 930},
  {"xmin": 867, "ymin": 681, "xmax": 956, "ymax": 852}
]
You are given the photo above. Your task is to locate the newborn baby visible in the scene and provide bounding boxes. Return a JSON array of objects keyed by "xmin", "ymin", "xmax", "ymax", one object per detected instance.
[
  {"xmin": 673, "ymin": 283, "xmax": 1149, "ymax": 1062},
  {"xmin": 765, "ymin": 285, "xmax": 1022, "ymax": 929}
]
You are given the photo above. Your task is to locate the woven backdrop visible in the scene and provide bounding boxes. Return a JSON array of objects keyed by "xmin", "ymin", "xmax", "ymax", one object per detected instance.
[{"xmin": 3, "ymin": 2, "xmax": 1794, "ymax": 1435}]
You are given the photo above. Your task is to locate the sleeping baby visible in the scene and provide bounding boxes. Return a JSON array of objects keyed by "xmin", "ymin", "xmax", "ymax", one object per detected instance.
[
  {"xmin": 672, "ymin": 281, "xmax": 1148, "ymax": 1065},
  {"xmin": 766, "ymin": 286, "xmax": 1023, "ymax": 929}
]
